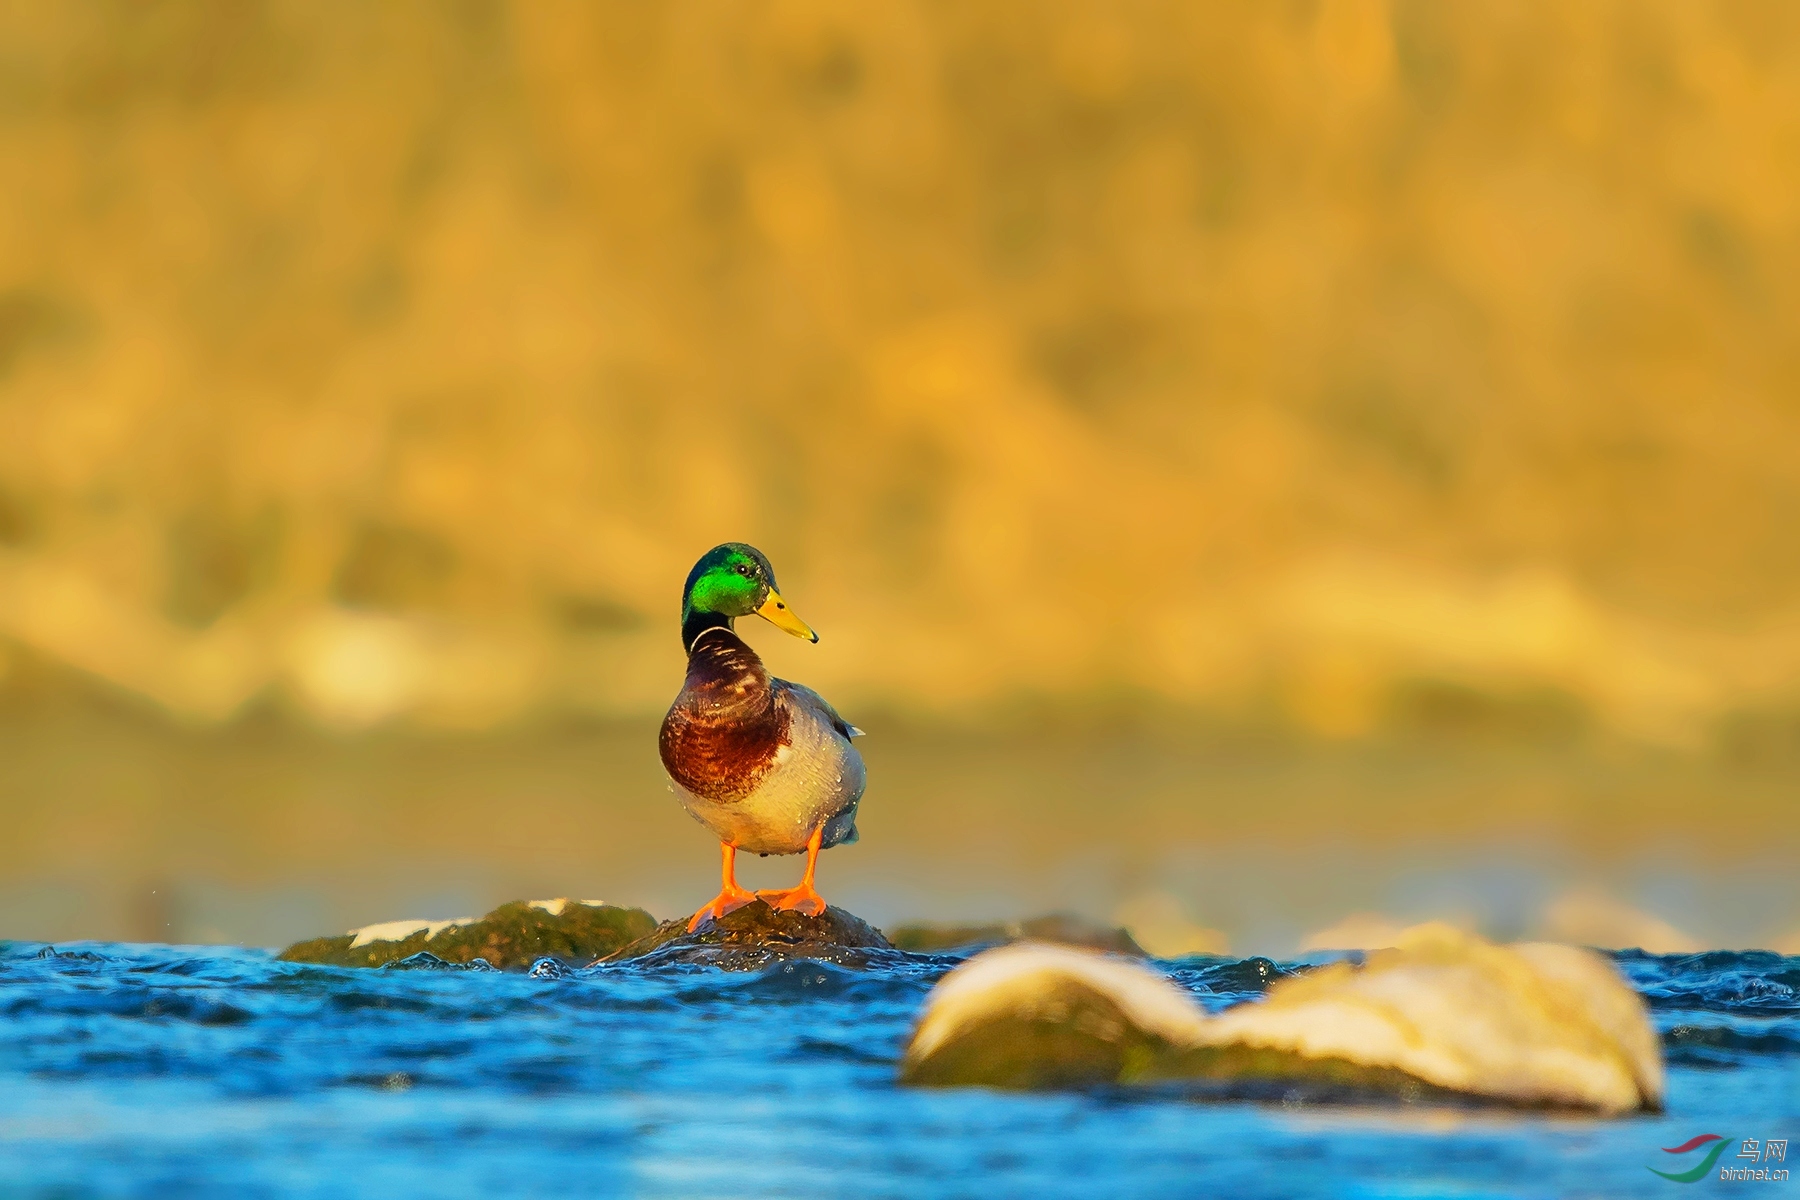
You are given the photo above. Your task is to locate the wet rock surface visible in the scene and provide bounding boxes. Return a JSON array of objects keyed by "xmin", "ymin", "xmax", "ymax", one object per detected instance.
[
  {"xmin": 278, "ymin": 900, "xmax": 657, "ymax": 971},
  {"xmin": 278, "ymin": 897, "xmax": 897, "ymax": 972},
  {"xmin": 600, "ymin": 900, "xmax": 894, "ymax": 970},
  {"xmin": 884, "ymin": 913, "xmax": 1146, "ymax": 957}
]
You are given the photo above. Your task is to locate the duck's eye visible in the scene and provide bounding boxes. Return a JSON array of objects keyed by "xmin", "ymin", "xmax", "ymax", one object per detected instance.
[{"xmin": 736, "ymin": 564, "xmax": 753, "ymax": 577}]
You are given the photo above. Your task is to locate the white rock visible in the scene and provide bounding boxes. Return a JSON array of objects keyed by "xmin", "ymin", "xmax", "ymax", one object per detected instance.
[
  {"xmin": 1198, "ymin": 924, "xmax": 1663, "ymax": 1113},
  {"xmin": 1297, "ymin": 911, "xmax": 1427, "ymax": 952},
  {"xmin": 909, "ymin": 941, "xmax": 1208, "ymax": 1063},
  {"xmin": 904, "ymin": 923, "xmax": 1664, "ymax": 1114},
  {"xmin": 1538, "ymin": 887, "xmax": 1703, "ymax": 954}
]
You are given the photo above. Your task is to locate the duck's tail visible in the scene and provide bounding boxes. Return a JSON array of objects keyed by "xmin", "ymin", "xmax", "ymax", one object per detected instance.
[{"xmin": 824, "ymin": 808, "xmax": 860, "ymax": 848}]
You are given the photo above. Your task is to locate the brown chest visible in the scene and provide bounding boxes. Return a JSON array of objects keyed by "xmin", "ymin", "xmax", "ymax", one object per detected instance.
[
  {"xmin": 659, "ymin": 701, "xmax": 789, "ymax": 801},
  {"xmin": 659, "ymin": 629, "xmax": 790, "ymax": 802}
]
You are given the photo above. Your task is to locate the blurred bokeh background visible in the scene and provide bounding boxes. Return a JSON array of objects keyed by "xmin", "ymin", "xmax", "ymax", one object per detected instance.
[{"xmin": 1, "ymin": 0, "xmax": 1796, "ymax": 955}]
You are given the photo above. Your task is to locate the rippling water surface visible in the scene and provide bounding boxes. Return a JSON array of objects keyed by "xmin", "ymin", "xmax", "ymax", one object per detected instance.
[{"xmin": 0, "ymin": 942, "xmax": 1794, "ymax": 1198}]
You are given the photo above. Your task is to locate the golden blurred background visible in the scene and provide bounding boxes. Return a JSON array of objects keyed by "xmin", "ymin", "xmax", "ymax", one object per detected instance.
[{"xmin": 1, "ymin": 0, "xmax": 1796, "ymax": 953}]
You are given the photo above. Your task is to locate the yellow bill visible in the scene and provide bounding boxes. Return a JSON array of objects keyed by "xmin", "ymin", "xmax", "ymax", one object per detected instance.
[{"xmin": 756, "ymin": 590, "xmax": 819, "ymax": 642}]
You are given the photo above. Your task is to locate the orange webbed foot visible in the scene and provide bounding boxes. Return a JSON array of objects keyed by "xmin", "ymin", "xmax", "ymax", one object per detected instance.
[
  {"xmin": 755, "ymin": 883, "xmax": 827, "ymax": 917},
  {"xmin": 756, "ymin": 825, "xmax": 828, "ymax": 916},
  {"xmin": 687, "ymin": 885, "xmax": 757, "ymax": 932}
]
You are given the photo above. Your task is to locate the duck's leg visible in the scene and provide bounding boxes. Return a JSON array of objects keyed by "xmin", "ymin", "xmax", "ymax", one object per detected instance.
[
  {"xmin": 688, "ymin": 842, "xmax": 758, "ymax": 932},
  {"xmin": 756, "ymin": 825, "xmax": 827, "ymax": 916}
]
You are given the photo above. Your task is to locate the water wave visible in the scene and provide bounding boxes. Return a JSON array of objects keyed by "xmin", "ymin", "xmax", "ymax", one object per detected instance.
[{"xmin": 1, "ymin": 939, "xmax": 1793, "ymax": 1199}]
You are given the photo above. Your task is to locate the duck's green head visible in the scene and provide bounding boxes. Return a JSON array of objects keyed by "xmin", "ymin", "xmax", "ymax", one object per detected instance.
[{"xmin": 680, "ymin": 542, "xmax": 818, "ymax": 649}]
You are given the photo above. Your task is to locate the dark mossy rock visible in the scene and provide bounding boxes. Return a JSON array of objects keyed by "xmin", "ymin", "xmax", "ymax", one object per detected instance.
[
  {"xmin": 277, "ymin": 900, "xmax": 657, "ymax": 970},
  {"xmin": 1146, "ymin": 1043, "xmax": 1470, "ymax": 1107},
  {"xmin": 885, "ymin": 912, "xmax": 1145, "ymax": 957},
  {"xmin": 600, "ymin": 899, "xmax": 893, "ymax": 970}
]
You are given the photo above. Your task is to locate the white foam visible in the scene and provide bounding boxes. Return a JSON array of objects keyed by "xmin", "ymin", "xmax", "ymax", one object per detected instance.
[{"xmin": 346, "ymin": 917, "xmax": 476, "ymax": 948}]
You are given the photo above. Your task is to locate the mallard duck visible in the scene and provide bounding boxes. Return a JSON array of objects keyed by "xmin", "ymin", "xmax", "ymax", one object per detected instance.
[{"xmin": 659, "ymin": 543, "xmax": 865, "ymax": 931}]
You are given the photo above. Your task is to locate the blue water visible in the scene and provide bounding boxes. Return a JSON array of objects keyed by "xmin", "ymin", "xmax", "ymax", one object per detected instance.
[{"xmin": 0, "ymin": 942, "xmax": 1794, "ymax": 1199}]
